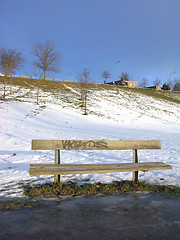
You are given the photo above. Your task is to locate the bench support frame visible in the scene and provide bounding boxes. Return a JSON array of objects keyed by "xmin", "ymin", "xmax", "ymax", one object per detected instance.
[
  {"xmin": 54, "ymin": 150, "xmax": 60, "ymax": 183},
  {"xmin": 54, "ymin": 149, "xmax": 140, "ymax": 183},
  {"xmin": 52, "ymin": 149, "xmax": 148, "ymax": 183},
  {"xmin": 133, "ymin": 149, "xmax": 138, "ymax": 182}
]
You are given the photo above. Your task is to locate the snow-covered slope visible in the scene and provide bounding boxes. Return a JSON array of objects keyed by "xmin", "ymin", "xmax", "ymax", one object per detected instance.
[{"xmin": 0, "ymin": 82, "xmax": 180, "ymax": 198}]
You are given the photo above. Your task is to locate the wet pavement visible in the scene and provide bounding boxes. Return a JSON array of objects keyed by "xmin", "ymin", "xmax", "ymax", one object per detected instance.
[{"xmin": 0, "ymin": 193, "xmax": 180, "ymax": 240}]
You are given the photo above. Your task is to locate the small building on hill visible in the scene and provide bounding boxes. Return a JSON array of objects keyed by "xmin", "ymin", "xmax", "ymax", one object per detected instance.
[
  {"xmin": 146, "ymin": 86, "xmax": 161, "ymax": 91},
  {"xmin": 106, "ymin": 79, "xmax": 138, "ymax": 88}
]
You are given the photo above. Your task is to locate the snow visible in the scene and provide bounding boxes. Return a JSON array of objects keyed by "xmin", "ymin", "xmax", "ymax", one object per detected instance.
[{"xmin": 0, "ymin": 83, "xmax": 180, "ymax": 198}]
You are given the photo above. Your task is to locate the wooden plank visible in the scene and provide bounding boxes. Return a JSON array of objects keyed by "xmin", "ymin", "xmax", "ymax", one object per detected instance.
[
  {"xmin": 30, "ymin": 162, "xmax": 169, "ymax": 169},
  {"xmin": 29, "ymin": 162, "xmax": 172, "ymax": 175},
  {"xmin": 32, "ymin": 140, "xmax": 161, "ymax": 150}
]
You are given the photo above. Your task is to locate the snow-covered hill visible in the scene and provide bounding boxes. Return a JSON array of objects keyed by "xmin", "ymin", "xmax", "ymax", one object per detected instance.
[{"xmin": 0, "ymin": 81, "xmax": 180, "ymax": 198}]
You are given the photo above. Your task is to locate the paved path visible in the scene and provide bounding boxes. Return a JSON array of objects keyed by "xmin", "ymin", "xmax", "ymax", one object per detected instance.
[{"xmin": 0, "ymin": 193, "xmax": 180, "ymax": 240}]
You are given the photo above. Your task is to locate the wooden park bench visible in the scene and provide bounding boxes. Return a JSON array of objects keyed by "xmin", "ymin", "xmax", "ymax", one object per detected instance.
[{"xmin": 29, "ymin": 140, "xmax": 172, "ymax": 183}]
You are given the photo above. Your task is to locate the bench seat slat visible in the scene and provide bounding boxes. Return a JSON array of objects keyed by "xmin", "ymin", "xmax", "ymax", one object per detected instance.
[
  {"xmin": 29, "ymin": 162, "xmax": 172, "ymax": 175},
  {"xmin": 30, "ymin": 162, "xmax": 169, "ymax": 169}
]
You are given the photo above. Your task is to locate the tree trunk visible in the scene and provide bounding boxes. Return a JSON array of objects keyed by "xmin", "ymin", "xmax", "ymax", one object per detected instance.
[
  {"xmin": 84, "ymin": 95, "xmax": 87, "ymax": 115},
  {"xmin": 37, "ymin": 85, "xmax": 39, "ymax": 104},
  {"xmin": 10, "ymin": 76, "xmax": 12, "ymax": 94},
  {"xmin": 3, "ymin": 78, "xmax": 6, "ymax": 100},
  {"xmin": 43, "ymin": 69, "xmax": 46, "ymax": 81}
]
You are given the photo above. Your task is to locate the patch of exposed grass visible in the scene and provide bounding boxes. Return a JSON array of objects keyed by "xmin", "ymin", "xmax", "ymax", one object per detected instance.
[
  {"xmin": 1, "ymin": 76, "xmax": 179, "ymax": 104},
  {"xmin": 23, "ymin": 181, "xmax": 180, "ymax": 198},
  {"xmin": 0, "ymin": 202, "xmax": 36, "ymax": 210},
  {"xmin": 124, "ymin": 87, "xmax": 180, "ymax": 104}
]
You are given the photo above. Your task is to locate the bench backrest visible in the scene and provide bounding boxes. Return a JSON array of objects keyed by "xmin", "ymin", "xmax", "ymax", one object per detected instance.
[{"xmin": 32, "ymin": 140, "xmax": 161, "ymax": 150}]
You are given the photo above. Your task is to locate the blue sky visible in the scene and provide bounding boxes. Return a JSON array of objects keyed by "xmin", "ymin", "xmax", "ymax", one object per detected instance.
[{"xmin": 0, "ymin": 0, "xmax": 180, "ymax": 85}]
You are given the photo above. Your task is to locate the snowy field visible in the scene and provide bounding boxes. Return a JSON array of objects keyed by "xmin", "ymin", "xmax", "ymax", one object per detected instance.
[{"xmin": 0, "ymin": 83, "xmax": 180, "ymax": 198}]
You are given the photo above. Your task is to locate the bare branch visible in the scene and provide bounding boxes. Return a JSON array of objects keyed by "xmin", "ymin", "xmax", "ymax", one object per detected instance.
[
  {"xmin": 0, "ymin": 48, "xmax": 24, "ymax": 100},
  {"xmin": 77, "ymin": 68, "xmax": 91, "ymax": 115},
  {"xmin": 32, "ymin": 40, "xmax": 61, "ymax": 80},
  {"xmin": 153, "ymin": 78, "xmax": 161, "ymax": 86},
  {"xmin": 102, "ymin": 70, "xmax": 111, "ymax": 83},
  {"xmin": 139, "ymin": 78, "xmax": 148, "ymax": 88},
  {"xmin": 0, "ymin": 48, "xmax": 24, "ymax": 76},
  {"xmin": 120, "ymin": 72, "xmax": 130, "ymax": 81}
]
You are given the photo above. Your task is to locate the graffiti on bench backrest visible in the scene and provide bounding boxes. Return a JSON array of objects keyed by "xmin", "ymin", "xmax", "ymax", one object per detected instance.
[{"xmin": 62, "ymin": 140, "xmax": 108, "ymax": 150}]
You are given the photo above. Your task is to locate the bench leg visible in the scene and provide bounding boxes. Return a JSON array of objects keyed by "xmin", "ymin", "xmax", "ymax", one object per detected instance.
[
  {"xmin": 54, "ymin": 175, "xmax": 60, "ymax": 183},
  {"xmin": 54, "ymin": 150, "xmax": 60, "ymax": 183},
  {"xmin": 133, "ymin": 171, "xmax": 138, "ymax": 182},
  {"xmin": 133, "ymin": 149, "xmax": 138, "ymax": 182}
]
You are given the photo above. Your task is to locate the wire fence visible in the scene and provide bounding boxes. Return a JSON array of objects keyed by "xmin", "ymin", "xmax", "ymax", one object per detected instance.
[{"xmin": 12, "ymin": 74, "xmax": 73, "ymax": 82}]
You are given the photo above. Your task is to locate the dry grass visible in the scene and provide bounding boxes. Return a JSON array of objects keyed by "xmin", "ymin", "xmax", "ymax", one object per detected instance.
[
  {"xmin": 0, "ymin": 76, "xmax": 179, "ymax": 106},
  {"xmin": 23, "ymin": 181, "xmax": 180, "ymax": 198}
]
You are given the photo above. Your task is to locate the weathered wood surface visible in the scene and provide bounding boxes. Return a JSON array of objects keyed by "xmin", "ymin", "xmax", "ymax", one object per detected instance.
[
  {"xmin": 29, "ymin": 162, "xmax": 172, "ymax": 175},
  {"xmin": 133, "ymin": 149, "xmax": 138, "ymax": 182},
  {"xmin": 32, "ymin": 140, "xmax": 161, "ymax": 150},
  {"xmin": 54, "ymin": 150, "xmax": 60, "ymax": 183}
]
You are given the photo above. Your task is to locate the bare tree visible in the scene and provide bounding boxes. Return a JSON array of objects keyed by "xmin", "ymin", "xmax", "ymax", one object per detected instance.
[
  {"xmin": 0, "ymin": 48, "xmax": 24, "ymax": 99},
  {"xmin": 167, "ymin": 79, "xmax": 173, "ymax": 90},
  {"xmin": 120, "ymin": 72, "xmax": 130, "ymax": 81},
  {"xmin": 32, "ymin": 40, "xmax": 61, "ymax": 81},
  {"xmin": 153, "ymin": 78, "xmax": 161, "ymax": 86},
  {"xmin": 32, "ymin": 67, "xmax": 44, "ymax": 104},
  {"xmin": 172, "ymin": 79, "xmax": 180, "ymax": 90},
  {"xmin": 173, "ymin": 79, "xmax": 180, "ymax": 92},
  {"xmin": 102, "ymin": 70, "xmax": 111, "ymax": 83},
  {"xmin": 77, "ymin": 68, "xmax": 91, "ymax": 115},
  {"xmin": 139, "ymin": 78, "xmax": 148, "ymax": 88},
  {"xmin": 25, "ymin": 67, "xmax": 44, "ymax": 105}
]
